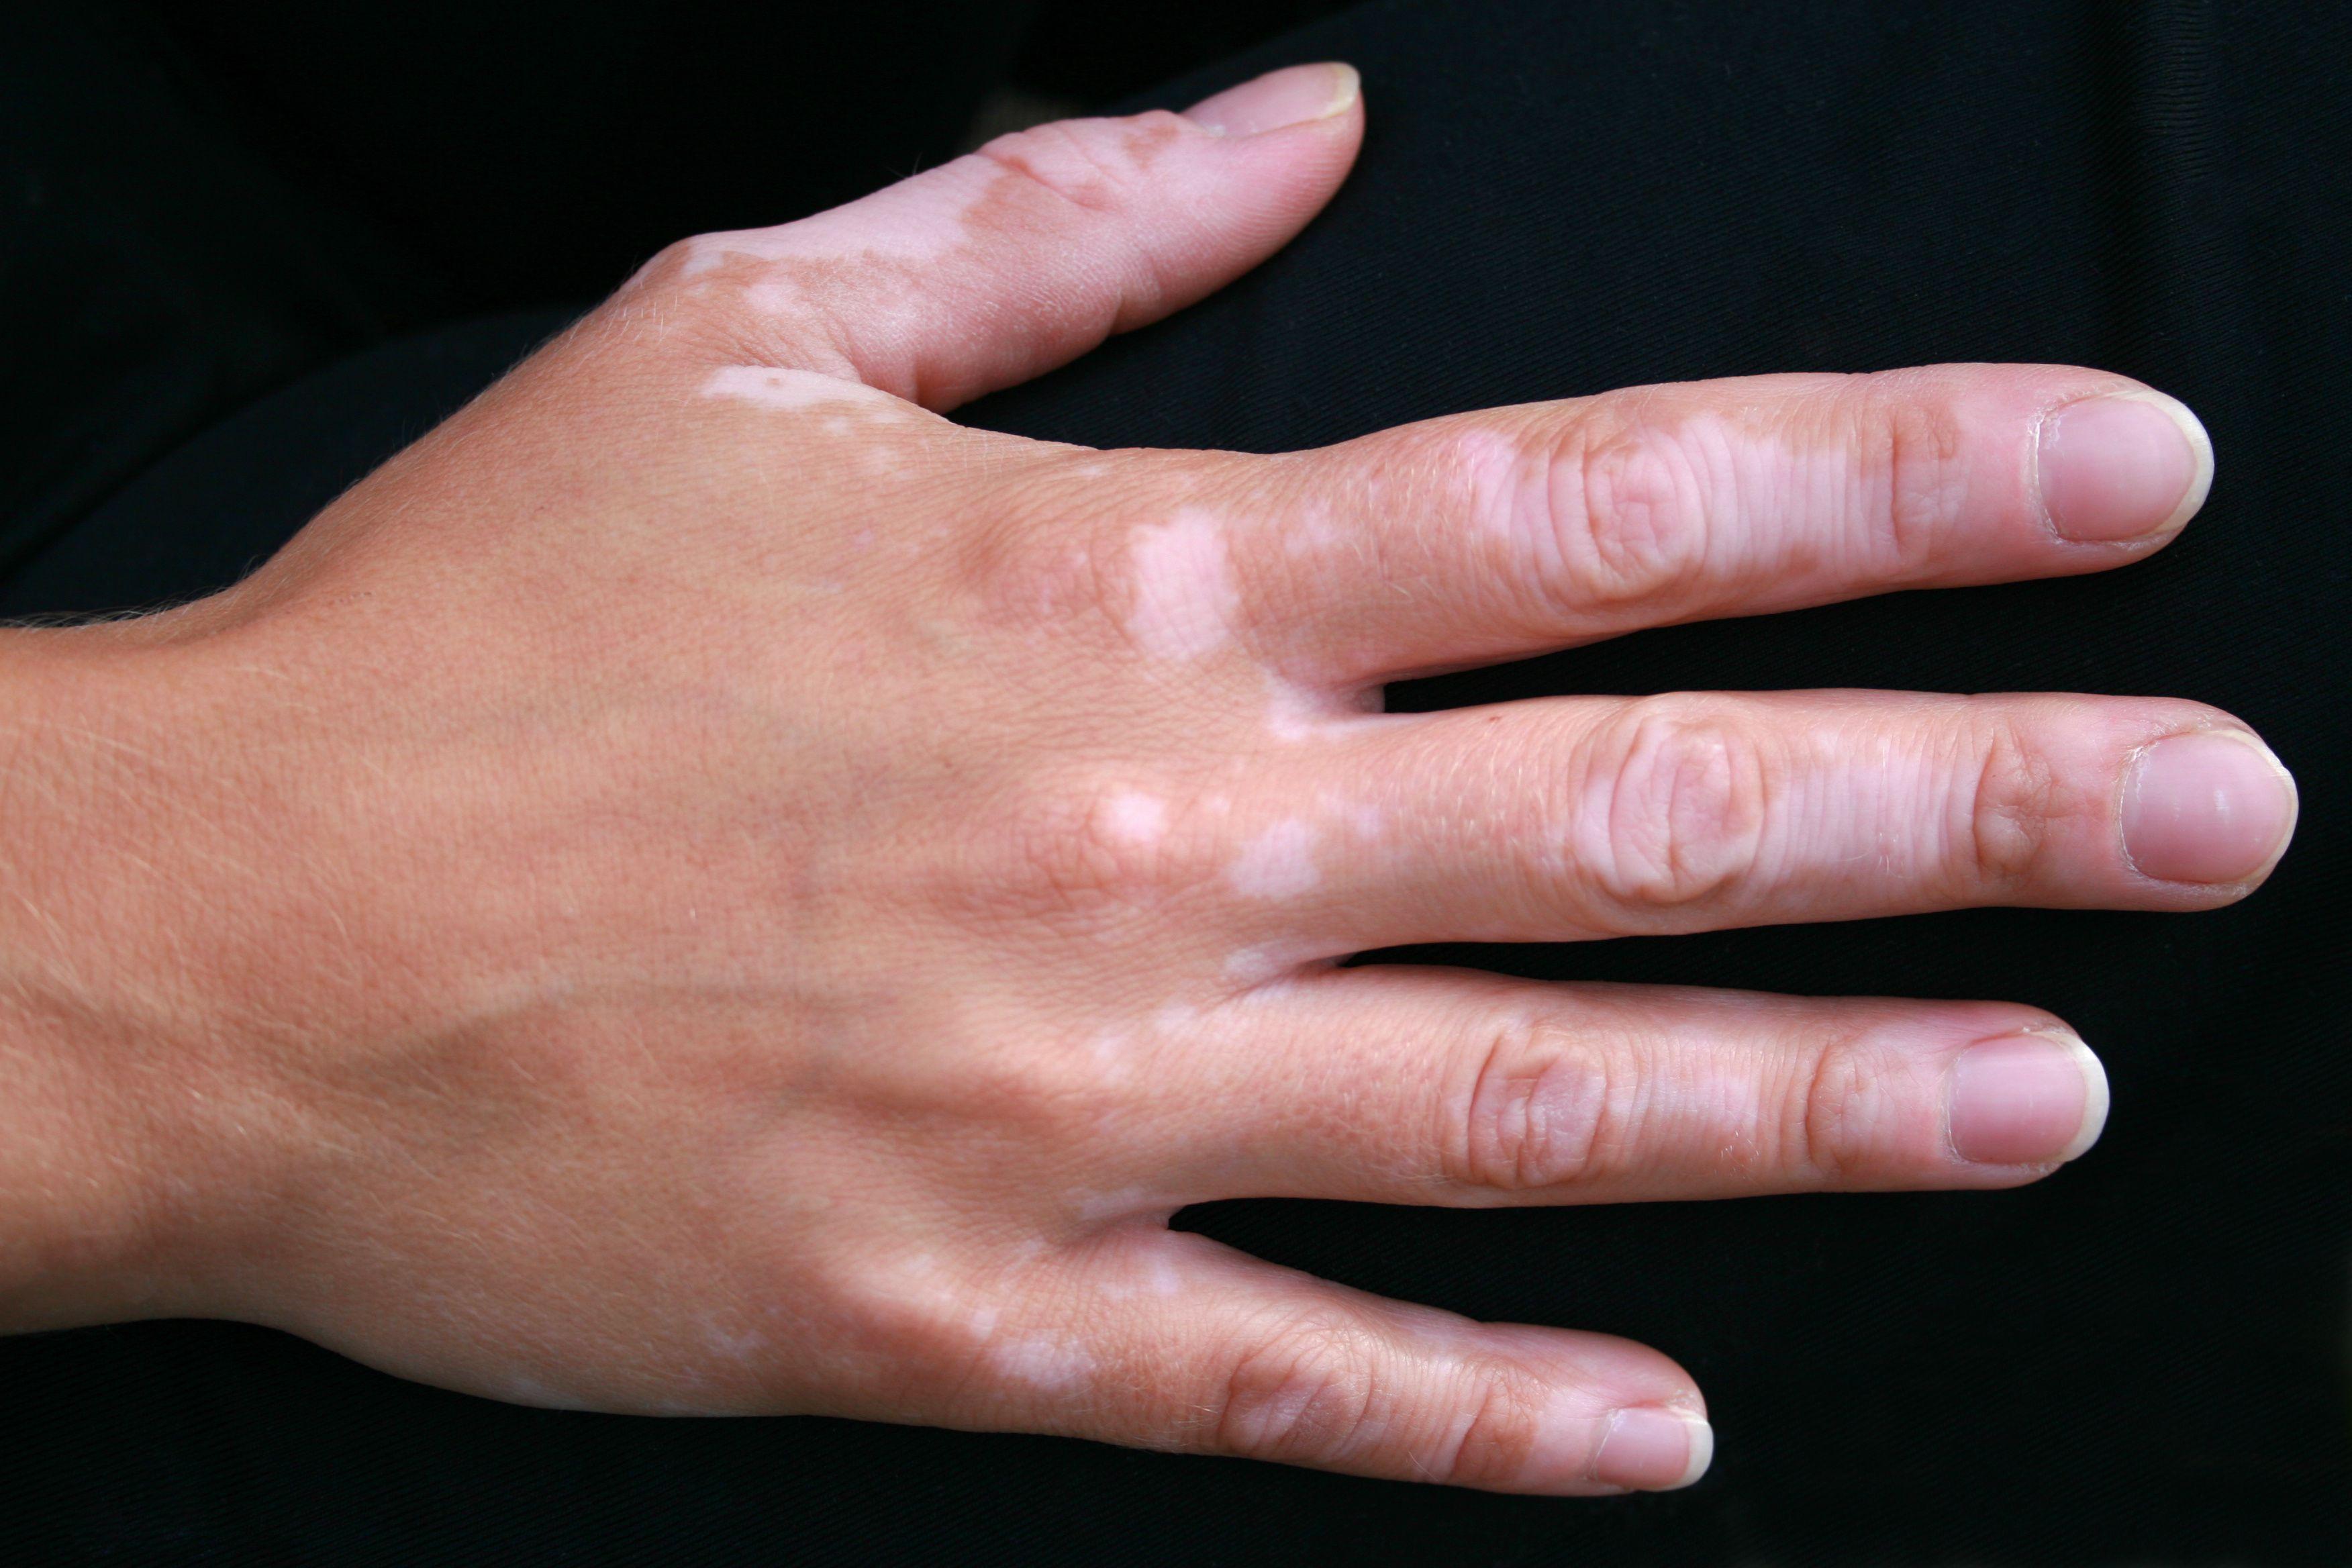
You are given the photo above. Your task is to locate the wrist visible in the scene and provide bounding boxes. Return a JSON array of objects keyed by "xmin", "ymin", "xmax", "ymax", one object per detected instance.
[{"xmin": 0, "ymin": 622, "xmax": 250, "ymax": 1330}]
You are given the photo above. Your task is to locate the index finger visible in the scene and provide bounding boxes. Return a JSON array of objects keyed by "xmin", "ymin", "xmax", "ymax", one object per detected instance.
[{"xmin": 1244, "ymin": 364, "xmax": 2210, "ymax": 685}]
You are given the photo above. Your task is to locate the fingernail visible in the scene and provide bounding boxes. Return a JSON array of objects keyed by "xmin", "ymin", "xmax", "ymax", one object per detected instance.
[
  {"xmin": 2121, "ymin": 730, "xmax": 2299, "ymax": 884},
  {"xmin": 1181, "ymin": 62, "xmax": 1360, "ymax": 138},
  {"xmin": 2037, "ymin": 390, "xmax": 2212, "ymax": 540},
  {"xmin": 1948, "ymin": 1032, "xmax": 2108, "ymax": 1166},
  {"xmin": 1591, "ymin": 1406, "xmax": 1714, "ymax": 1491}
]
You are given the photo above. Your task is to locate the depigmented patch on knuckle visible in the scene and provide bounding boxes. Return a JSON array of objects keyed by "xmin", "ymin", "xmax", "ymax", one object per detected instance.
[
  {"xmin": 1573, "ymin": 699, "xmax": 1770, "ymax": 917},
  {"xmin": 1529, "ymin": 414, "xmax": 1714, "ymax": 612},
  {"xmin": 1964, "ymin": 720, "xmax": 2062, "ymax": 893},
  {"xmin": 1452, "ymin": 1016, "xmax": 1621, "ymax": 1193},
  {"xmin": 975, "ymin": 775, "xmax": 1211, "ymax": 923}
]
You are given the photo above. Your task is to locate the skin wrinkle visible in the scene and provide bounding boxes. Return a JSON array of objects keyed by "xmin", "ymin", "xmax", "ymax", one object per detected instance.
[{"xmin": 1299, "ymin": 371, "xmax": 2152, "ymax": 681}]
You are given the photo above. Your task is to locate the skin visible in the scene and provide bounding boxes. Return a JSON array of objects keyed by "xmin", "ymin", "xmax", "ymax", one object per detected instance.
[{"xmin": 0, "ymin": 64, "xmax": 2300, "ymax": 1496}]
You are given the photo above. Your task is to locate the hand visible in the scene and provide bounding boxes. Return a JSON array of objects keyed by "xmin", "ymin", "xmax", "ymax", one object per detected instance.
[{"xmin": 0, "ymin": 62, "xmax": 2296, "ymax": 1496}]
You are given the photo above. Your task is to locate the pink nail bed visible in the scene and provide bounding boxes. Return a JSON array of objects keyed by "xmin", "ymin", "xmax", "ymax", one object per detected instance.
[
  {"xmin": 1947, "ymin": 1034, "xmax": 2106, "ymax": 1166},
  {"xmin": 2121, "ymin": 730, "xmax": 2297, "ymax": 885},
  {"xmin": 2037, "ymin": 391, "xmax": 2210, "ymax": 541}
]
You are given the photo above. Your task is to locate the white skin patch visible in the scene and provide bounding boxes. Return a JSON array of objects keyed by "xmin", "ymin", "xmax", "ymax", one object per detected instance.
[
  {"xmin": 1087, "ymin": 1026, "xmax": 1135, "ymax": 1083},
  {"xmin": 1095, "ymin": 1242, "xmax": 1191, "ymax": 1302},
  {"xmin": 1150, "ymin": 999, "xmax": 1201, "ymax": 1035},
  {"xmin": 1123, "ymin": 509, "xmax": 1240, "ymax": 660},
  {"xmin": 702, "ymin": 1323, "xmax": 766, "ymax": 1361},
  {"xmin": 1263, "ymin": 671, "xmax": 1375, "ymax": 742},
  {"xmin": 1226, "ymin": 818, "xmax": 1322, "ymax": 897},
  {"xmin": 1284, "ymin": 497, "xmax": 1344, "ymax": 557},
  {"xmin": 501, "ymin": 1373, "xmax": 592, "ymax": 1412},
  {"xmin": 1099, "ymin": 789, "xmax": 1169, "ymax": 848},
  {"xmin": 988, "ymin": 1335, "xmax": 1096, "ymax": 1391},
  {"xmin": 1322, "ymin": 794, "xmax": 1387, "ymax": 842},
  {"xmin": 701, "ymin": 364, "xmax": 900, "ymax": 411},
  {"xmin": 1452, "ymin": 426, "xmax": 1531, "ymax": 540},
  {"xmin": 679, "ymin": 156, "xmax": 995, "ymax": 281},
  {"xmin": 1223, "ymin": 936, "xmax": 1340, "ymax": 984}
]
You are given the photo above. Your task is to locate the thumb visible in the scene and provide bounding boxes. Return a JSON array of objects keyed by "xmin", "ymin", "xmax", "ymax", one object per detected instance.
[{"xmin": 642, "ymin": 62, "xmax": 1364, "ymax": 410}]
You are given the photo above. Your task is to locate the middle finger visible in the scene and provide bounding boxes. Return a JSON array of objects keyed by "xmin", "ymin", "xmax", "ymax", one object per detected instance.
[{"xmin": 1217, "ymin": 690, "xmax": 2295, "ymax": 949}]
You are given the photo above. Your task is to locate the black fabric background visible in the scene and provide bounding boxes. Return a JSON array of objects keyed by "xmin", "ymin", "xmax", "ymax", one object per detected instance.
[{"xmin": 1, "ymin": 1, "xmax": 2347, "ymax": 1562}]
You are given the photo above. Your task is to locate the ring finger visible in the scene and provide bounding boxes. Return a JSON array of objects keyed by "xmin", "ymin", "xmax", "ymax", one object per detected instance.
[{"xmin": 1130, "ymin": 967, "xmax": 2110, "ymax": 1209}]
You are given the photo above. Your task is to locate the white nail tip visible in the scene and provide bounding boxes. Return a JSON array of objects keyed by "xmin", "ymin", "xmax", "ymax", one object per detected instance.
[
  {"xmin": 1663, "ymin": 1414, "xmax": 1714, "ymax": 1491},
  {"xmin": 2108, "ymin": 388, "xmax": 2216, "ymax": 536},
  {"xmin": 2030, "ymin": 1028, "xmax": 2112, "ymax": 1165}
]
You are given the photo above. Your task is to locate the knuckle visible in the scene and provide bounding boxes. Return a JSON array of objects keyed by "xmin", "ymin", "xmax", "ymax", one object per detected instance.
[
  {"xmin": 1792, "ymin": 1031, "xmax": 1902, "ymax": 1180},
  {"xmin": 812, "ymin": 1245, "xmax": 982, "ymax": 1374},
  {"xmin": 1214, "ymin": 1314, "xmax": 1553, "ymax": 1487},
  {"xmin": 1963, "ymin": 720, "xmax": 2061, "ymax": 892},
  {"xmin": 1451, "ymin": 1015, "xmax": 1623, "ymax": 1193},
  {"xmin": 969, "ymin": 775, "xmax": 1206, "ymax": 924},
  {"xmin": 1443, "ymin": 1373, "xmax": 1553, "ymax": 1489},
  {"xmin": 1527, "ymin": 415, "xmax": 1712, "ymax": 610},
  {"xmin": 970, "ymin": 499, "xmax": 1127, "ymax": 632},
  {"xmin": 616, "ymin": 233, "xmax": 854, "ymax": 367},
  {"xmin": 973, "ymin": 112, "xmax": 1183, "ymax": 222},
  {"xmin": 1214, "ymin": 1312, "xmax": 1387, "ymax": 1467},
  {"xmin": 1852, "ymin": 384, "xmax": 1971, "ymax": 571},
  {"xmin": 936, "ymin": 1036, "xmax": 1099, "ymax": 1142},
  {"xmin": 628, "ymin": 235, "xmax": 701, "ymax": 293},
  {"xmin": 840, "ymin": 1006, "xmax": 1096, "ymax": 1146},
  {"xmin": 1575, "ymin": 698, "xmax": 1770, "ymax": 914}
]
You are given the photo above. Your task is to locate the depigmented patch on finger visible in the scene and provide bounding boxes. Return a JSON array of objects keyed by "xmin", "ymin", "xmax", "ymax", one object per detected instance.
[
  {"xmin": 1225, "ymin": 818, "xmax": 1322, "ymax": 897},
  {"xmin": 679, "ymin": 160, "xmax": 998, "ymax": 283}
]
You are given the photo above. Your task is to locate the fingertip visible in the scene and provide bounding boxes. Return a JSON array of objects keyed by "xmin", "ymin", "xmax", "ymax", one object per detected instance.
[
  {"xmin": 1181, "ymin": 62, "xmax": 1362, "ymax": 139},
  {"xmin": 2058, "ymin": 1032, "xmax": 2113, "ymax": 1165},
  {"xmin": 2037, "ymin": 387, "xmax": 2214, "ymax": 544},
  {"xmin": 1945, "ymin": 1028, "xmax": 2110, "ymax": 1170},
  {"xmin": 2120, "ymin": 727, "xmax": 2300, "ymax": 887},
  {"xmin": 1567, "ymin": 1402, "xmax": 1714, "ymax": 1493}
]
